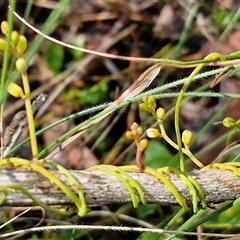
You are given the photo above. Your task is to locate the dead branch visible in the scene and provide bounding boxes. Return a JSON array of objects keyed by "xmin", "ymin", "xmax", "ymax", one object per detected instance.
[{"xmin": 0, "ymin": 168, "xmax": 240, "ymax": 208}]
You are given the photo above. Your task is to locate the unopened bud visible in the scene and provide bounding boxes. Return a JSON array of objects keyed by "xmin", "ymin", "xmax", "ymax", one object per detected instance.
[
  {"xmin": 147, "ymin": 96, "xmax": 156, "ymax": 104},
  {"xmin": 223, "ymin": 117, "xmax": 236, "ymax": 128},
  {"xmin": 15, "ymin": 58, "xmax": 28, "ymax": 73},
  {"xmin": 7, "ymin": 82, "xmax": 24, "ymax": 98},
  {"xmin": 1, "ymin": 21, "xmax": 9, "ymax": 36},
  {"xmin": 143, "ymin": 96, "xmax": 156, "ymax": 111},
  {"xmin": 139, "ymin": 139, "xmax": 148, "ymax": 151},
  {"xmin": 136, "ymin": 126, "xmax": 143, "ymax": 136},
  {"xmin": 146, "ymin": 128, "xmax": 161, "ymax": 138},
  {"xmin": 125, "ymin": 130, "xmax": 134, "ymax": 139},
  {"xmin": 11, "ymin": 31, "xmax": 19, "ymax": 45},
  {"xmin": 182, "ymin": 130, "xmax": 192, "ymax": 146},
  {"xmin": 143, "ymin": 96, "xmax": 149, "ymax": 104},
  {"xmin": 16, "ymin": 35, "xmax": 27, "ymax": 54},
  {"xmin": 130, "ymin": 122, "xmax": 139, "ymax": 131},
  {"xmin": 0, "ymin": 39, "xmax": 7, "ymax": 51},
  {"xmin": 139, "ymin": 103, "xmax": 150, "ymax": 112},
  {"xmin": 156, "ymin": 107, "xmax": 165, "ymax": 120}
]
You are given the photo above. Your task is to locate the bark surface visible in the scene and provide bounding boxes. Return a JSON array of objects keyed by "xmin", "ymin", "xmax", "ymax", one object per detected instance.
[{"xmin": 0, "ymin": 168, "xmax": 239, "ymax": 208}]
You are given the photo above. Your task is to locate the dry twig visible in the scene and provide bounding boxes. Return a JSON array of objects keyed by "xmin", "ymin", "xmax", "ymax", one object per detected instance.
[{"xmin": 0, "ymin": 168, "xmax": 239, "ymax": 207}]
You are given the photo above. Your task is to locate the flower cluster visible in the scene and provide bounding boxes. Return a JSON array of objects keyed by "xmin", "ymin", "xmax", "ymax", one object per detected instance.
[
  {"xmin": 0, "ymin": 21, "xmax": 28, "ymax": 98},
  {"xmin": 125, "ymin": 95, "xmax": 199, "ymax": 170}
]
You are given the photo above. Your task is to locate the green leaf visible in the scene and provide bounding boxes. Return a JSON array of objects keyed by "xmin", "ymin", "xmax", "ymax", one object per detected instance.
[
  {"xmin": 27, "ymin": 234, "xmax": 40, "ymax": 240},
  {"xmin": 78, "ymin": 81, "xmax": 109, "ymax": 106},
  {"xmin": 207, "ymin": 202, "xmax": 240, "ymax": 226},
  {"xmin": 56, "ymin": 230, "xmax": 76, "ymax": 240},
  {"xmin": 213, "ymin": 7, "xmax": 234, "ymax": 27},
  {"xmin": 44, "ymin": 42, "xmax": 64, "ymax": 74},
  {"xmin": 136, "ymin": 204, "xmax": 158, "ymax": 219},
  {"xmin": 70, "ymin": 35, "xmax": 85, "ymax": 60},
  {"xmin": 144, "ymin": 139, "xmax": 174, "ymax": 168},
  {"xmin": 137, "ymin": 232, "xmax": 159, "ymax": 240}
]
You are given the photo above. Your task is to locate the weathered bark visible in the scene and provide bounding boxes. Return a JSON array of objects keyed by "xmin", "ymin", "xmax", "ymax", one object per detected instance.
[{"xmin": 0, "ymin": 168, "xmax": 240, "ymax": 207}]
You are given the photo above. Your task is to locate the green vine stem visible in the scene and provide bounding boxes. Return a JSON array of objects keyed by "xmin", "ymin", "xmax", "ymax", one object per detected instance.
[
  {"xmin": 0, "ymin": 184, "xmax": 74, "ymax": 216},
  {"xmin": 158, "ymin": 116, "xmax": 204, "ymax": 169},
  {"xmin": 140, "ymin": 96, "xmax": 204, "ymax": 169},
  {"xmin": 44, "ymin": 159, "xmax": 88, "ymax": 214},
  {"xmin": 174, "ymin": 53, "xmax": 227, "ymax": 172},
  {"xmin": 17, "ymin": 61, "xmax": 39, "ymax": 161},
  {"xmin": 89, "ymin": 165, "xmax": 146, "ymax": 208},
  {"xmin": 226, "ymin": 129, "xmax": 239, "ymax": 146},
  {"xmin": 159, "ymin": 167, "xmax": 206, "ymax": 213},
  {"xmin": 0, "ymin": 157, "xmax": 88, "ymax": 216},
  {"xmin": 121, "ymin": 165, "xmax": 189, "ymax": 212},
  {"xmin": 202, "ymin": 162, "xmax": 240, "ymax": 176}
]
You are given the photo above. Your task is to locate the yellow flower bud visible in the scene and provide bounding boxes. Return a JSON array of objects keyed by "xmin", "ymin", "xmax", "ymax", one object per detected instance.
[
  {"xmin": 156, "ymin": 107, "xmax": 165, "ymax": 120},
  {"xmin": 130, "ymin": 122, "xmax": 139, "ymax": 131},
  {"xmin": 0, "ymin": 38, "xmax": 7, "ymax": 51},
  {"xmin": 143, "ymin": 96, "xmax": 156, "ymax": 110},
  {"xmin": 139, "ymin": 103, "xmax": 150, "ymax": 112},
  {"xmin": 223, "ymin": 117, "xmax": 236, "ymax": 128},
  {"xmin": 7, "ymin": 82, "xmax": 24, "ymax": 98},
  {"xmin": 11, "ymin": 30, "xmax": 20, "ymax": 45},
  {"xmin": 146, "ymin": 128, "xmax": 161, "ymax": 138},
  {"xmin": 182, "ymin": 130, "xmax": 192, "ymax": 146},
  {"xmin": 125, "ymin": 130, "xmax": 134, "ymax": 139},
  {"xmin": 147, "ymin": 96, "xmax": 156, "ymax": 105},
  {"xmin": 131, "ymin": 129, "xmax": 137, "ymax": 136},
  {"xmin": 15, "ymin": 58, "xmax": 28, "ymax": 73},
  {"xmin": 143, "ymin": 96, "xmax": 149, "ymax": 104},
  {"xmin": 136, "ymin": 126, "xmax": 143, "ymax": 136},
  {"xmin": 139, "ymin": 139, "xmax": 148, "ymax": 151},
  {"xmin": 1, "ymin": 21, "xmax": 9, "ymax": 36},
  {"xmin": 16, "ymin": 35, "xmax": 27, "ymax": 54}
]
